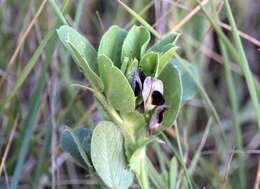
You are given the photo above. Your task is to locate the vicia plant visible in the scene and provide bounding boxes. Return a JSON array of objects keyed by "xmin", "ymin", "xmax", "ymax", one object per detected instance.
[{"xmin": 57, "ymin": 24, "xmax": 198, "ymax": 189}]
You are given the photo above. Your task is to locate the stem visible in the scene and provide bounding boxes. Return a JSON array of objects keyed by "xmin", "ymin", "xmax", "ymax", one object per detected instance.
[
  {"xmin": 117, "ymin": 0, "xmax": 161, "ymax": 38},
  {"xmin": 211, "ymin": 1, "xmax": 246, "ymax": 187},
  {"xmin": 175, "ymin": 54, "xmax": 227, "ymax": 146},
  {"xmin": 219, "ymin": 40, "xmax": 246, "ymax": 188},
  {"xmin": 223, "ymin": 0, "xmax": 260, "ymax": 130},
  {"xmin": 133, "ymin": 147, "xmax": 149, "ymax": 189},
  {"xmin": 175, "ymin": 124, "xmax": 194, "ymax": 189}
]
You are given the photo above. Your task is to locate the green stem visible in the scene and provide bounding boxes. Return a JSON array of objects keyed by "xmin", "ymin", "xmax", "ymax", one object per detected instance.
[
  {"xmin": 223, "ymin": 0, "xmax": 260, "ymax": 130},
  {"xmin": 48, "ymin": 0, "xmax": 68, "ymax": 25},
  {"xmin": 175, "ymin": 54, "xmax": 227, "ymax": 146},
  {"xmin": 196, "ymin": 0, "xmax": 260, "ymax": 129},
  {"xmin": 194, "ymin": 0, "xmax": 241, "ymax": 65},
  {"xmin": 175, "ymin": 124, "xmax": 194, "ymax": 189},
  {"xmin": 135, "ymin": 148, "xmax": 149, "ymax": 189},
  {"xmin": 219, "ymin": 40, "xmax": 246, "ymax": 188},
  {"xmin": 117, "ymin": 0, "xmax": 161, "ymax": 38}
]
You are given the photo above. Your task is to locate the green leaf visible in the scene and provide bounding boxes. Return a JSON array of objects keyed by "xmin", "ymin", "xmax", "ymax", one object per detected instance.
[
  {"xmin": 149, "ymin": 32, "xmax": 180, "ymax": 53},
  {"xmin": 57, "ymin": 25, "xmax": 97, "ymax": 72},
  {"xmin": 140, "ymin": 52, "xmax": 159, "ymax": 77},
  {"xmin": 121, "ymin": 111, "xmax": 146, "ymax": 158},
  {"xmin": 121, "ymin": 57, "xmax": 130, "ymax": 75},
  {"xmin": 98, "ymin": 25, "xmax": 127, "ymax": 67},
  {"xmin": 91, "ymin": 121, "xmax": 134, "ymax": 189},
  {"xmin": 158, "ymin": 47, "xmax": 178, "ymax": 74},
  {"xmin": 129, "ymin": 147, "xmax": 149, "ymax": 189},
  {"xmin": 125, "ymin": 58, "xmax": 138, "ymax": 82},
  {"xmin": 121, "ymin": 25, "xmax": 150, "ymax": 61},
  {"xmin": 158, "ymin": 63, "xmax": 182, "ymax": 129},
  {"xmin": 57, "ymin": 25, "xmax": 104, "ymax": 92},
  {"xmin": 98, "ymin": 55, "xmax": 136, "ymax": 113},
  {"xmin": 60, "ymin": 128, "xmax": 92, "ymax": 168},
  {"xmin": 171, "ymin": 58, "xmax": 198, "ymax": 103},
  {"xmin": 169, "ymin": 157, "xmax": 178, "ymax": 189}
]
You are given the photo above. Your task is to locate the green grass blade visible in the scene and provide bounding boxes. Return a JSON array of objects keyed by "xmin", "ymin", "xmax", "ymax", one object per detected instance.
[
  {"xmin": 72, "ymin": 0, "xmax": 85, "ymax": 29},
  {"xmin": 161, "ymin": 133, "xmax": 195, "ymax": 188},
  {"xmin": 223, "ymin": 0, "xmax": 260, "ymax": 130},
  {"xmin": 117, "ymin": 0, "xmax": 161, "ymax": 38},
  {"xmin": 3, "ymin": 30, "xmax": 54, "ymax": 110},
  {"xmin": 175, "ymin": 54, "xmax": 227, "ymax": 146},
  {"xmin": 175, "ymin": 124, "xmax": 194, "ymax": 189},
  {"xmin": 48, "ymin": 0, "xmax": 68, "ymax": 25},
  {"xmin": 169, "ymin": 157, "xmax": 178, "ymax": 189},
  {"xmin": 193, "ymin": 0, "xmax": 240, "ymax": 64},
  {"xmin": 31, "ymin": 118, "xmax": 52, "ymax": 189},
  {"xmin": 154, "ymin": 143, "xmax": 167, "ymax": 175},
  {"xmin": 125, "ymin": 1, "xmax": 154, "ymax": 29},
  {"xmin": 10, "ymin": 33, "xmax": 57, "ymax": 189},
  {"xmin": 188, "ymin": 118, "xmax": 212, "ymax": 174},
  {"xmin": 146, "ymin": 158, "xmax": 168, "ymax": 189},
  {"xmin": 219, "ymin": 40, "xmax": 246, "ymax": 188}
]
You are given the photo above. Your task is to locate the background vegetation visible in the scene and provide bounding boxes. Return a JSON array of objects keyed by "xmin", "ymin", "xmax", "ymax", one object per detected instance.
[{"xmin": 0, "ymin": 0, "xmax": 259, "ymax": 188}]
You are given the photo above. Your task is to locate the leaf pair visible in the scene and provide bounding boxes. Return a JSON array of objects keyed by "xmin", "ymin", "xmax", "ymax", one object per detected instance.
[{"xmin": 60, "ymin": 122, "xmax": 134, "ymax": 189}]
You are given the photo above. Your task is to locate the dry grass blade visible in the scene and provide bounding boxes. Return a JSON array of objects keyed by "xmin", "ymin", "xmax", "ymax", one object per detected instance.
[
  {"xmin": 254, "ymin": 158, "xmax": 260, "ymax": 189},
  {"xmin": 117, "ymin": 0, "xmax": 161, "ymax": 38},
  {"xmin": 182, "ymin": 33, "xmax": 241, "ymax": 75},
  {"xmin": 189, "ymin": 118, "xmax": 212, "ymax": 174},
  {"xmin": 3, "ymin": 165, "xmax": 10, "ymax": 189},
  {"xmin": 0, "ymin": 0, "xmax": 48, "ymax": 88},
  {"xmin": 219, "ymin": 22, "xmax": 260, "ymax": 48},
  {"xmin": 221, "ymin": 147, "xmax": 235, "ymax": 189},
  {"xmin": 96, "ymin": 11, "xmax": 105, "ymax": 33},
  {"xmin": 0, "ymin": 117, "xmax": 18, "ymax": 176},
  {"xmin": 170, "ymin": 0, "xmax": 209, "ymax": 32}
]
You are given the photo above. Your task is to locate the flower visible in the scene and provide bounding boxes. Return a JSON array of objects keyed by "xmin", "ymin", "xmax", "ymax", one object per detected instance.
[{"xmin": 132, "ymin": 71, "xmax": 168, "ymax": 133}]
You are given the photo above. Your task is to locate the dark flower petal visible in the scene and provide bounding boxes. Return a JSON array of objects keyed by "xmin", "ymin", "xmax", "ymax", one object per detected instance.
[
  {"xmin": 139, "ymin": 71, "xmax": 146, "ymax": 83},
  {"xmin": 132, "ymin": 71, "xmax": 143, "ymax": 96},
  {"xmin": 148, "ymin": 105, "xmax": 169, "ymax": 133},
  {"xmin": 151, "ymin": 91, "xmax": 165, "ymax": 106}
]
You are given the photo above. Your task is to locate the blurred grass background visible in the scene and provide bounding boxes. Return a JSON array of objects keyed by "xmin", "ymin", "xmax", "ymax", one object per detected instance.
[{"xmin": 0, "ymin": 0, "xmax": 260, "ymax": 188}]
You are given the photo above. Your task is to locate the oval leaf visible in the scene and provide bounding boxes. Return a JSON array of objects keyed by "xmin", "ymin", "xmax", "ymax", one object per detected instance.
[
  {"xmin": 140, "ymin": 52, "xmax": 159, "ymax": 77},
  {"xmin": 98, "ymin": 25, "xmax": 127, "ymax": 67},
  {"xmin": 121, "ymin": 25, "xmax": 150, "ymax": 61},
  {"xmin": 98, "ymin": 55, "xmax": 135, "ymax": 113},
  {"xmin": 158, "ymin": 47, "xmax": 178, "ymax": 74},
  {"xmin": 57, "ymin": 25, "xmax": 98, "ymax": 72},
  {"xmin": 171, "ymin": 58, "xmax": 198, "ymax": 104},
  {"xmin": 149, "ymin": 32, "xmax": 180, "ymax": 53},
  {"xmin": 91, "ymin": 121, "xmax": 134, "ymax": 189},
  {"xmin": 125, "ymin": 58, "xmax": 138, "ymax": 82},
  {"xmin": 60, "ymin": 128, "xmax": 92, "ymax": 168},
  {"xmin": 57, "ymin": 25, "xmax": 104, "ymax": 92},
  {"xmin": 158, "ymin": 63, "xmax": 182, "ymax": 129}
]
